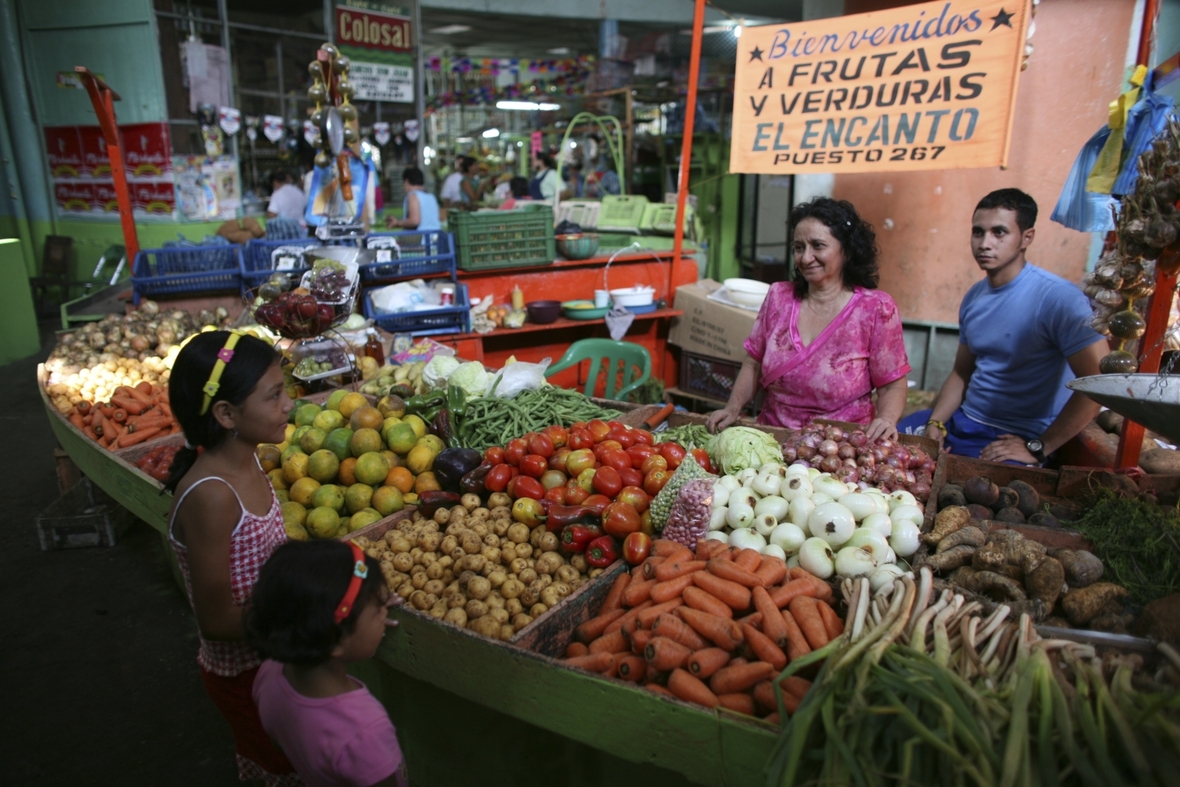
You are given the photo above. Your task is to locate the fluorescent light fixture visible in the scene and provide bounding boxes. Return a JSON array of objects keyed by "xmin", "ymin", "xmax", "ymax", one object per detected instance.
[
  {"xmin": 496, "ymin": 100, "xmax": 562, "ymax": 111},
  {"xmin": 733, "ymin": 25, "xmax": 742, "ymax": 37},
  {"xmin": 430, "ymin": 24, "xmax": 471, "ymax": 34},
  {"xmin": 570, "ymin": 141, "xmax": 577, "ymax": 148},
  {"xmin": 457, "ymin": 136, "xmax": 474, "ymax": 143},
  {"xmin": 548, "ymin": 47, "xmax": 570, "ymax": 55},
  {"xmin": 482, "ymin": 128, "xmax": 500, "ymax": 138}
]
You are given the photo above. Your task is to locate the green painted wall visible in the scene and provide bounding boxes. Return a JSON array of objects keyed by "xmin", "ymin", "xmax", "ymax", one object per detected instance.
[{"xmin": 0, "ymin": 238, "xmax": 42, "ymax": 364}]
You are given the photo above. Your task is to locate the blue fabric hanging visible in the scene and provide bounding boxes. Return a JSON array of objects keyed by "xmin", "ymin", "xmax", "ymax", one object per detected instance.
[
  {"xmin": 1050, "ymin": 126, "xmax": 1117, "ymax": 232},
  {"xmin": 1110, "ymin": 87, "xmax": 1176, "ymax": 195}
]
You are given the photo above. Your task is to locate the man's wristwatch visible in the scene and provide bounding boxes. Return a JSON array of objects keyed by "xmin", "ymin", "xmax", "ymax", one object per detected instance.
[{"xmin": 1025, "ymin": 438, "xmax": 1046, "ymax": 463}]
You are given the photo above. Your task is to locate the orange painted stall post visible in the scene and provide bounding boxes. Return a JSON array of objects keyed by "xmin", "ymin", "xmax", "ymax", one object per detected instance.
[{"xmin": 74, "ymin": 68, "xmax": 139, "ymax": 265}]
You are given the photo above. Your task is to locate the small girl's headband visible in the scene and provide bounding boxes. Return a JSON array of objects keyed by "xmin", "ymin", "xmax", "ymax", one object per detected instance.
[
  {"xmin": 199, "ymin": 332, "xmax": 243, "ymax": 415},
  {"xmin": 334, "ymin": 541, "xmax": 369, "ymax": 623}
]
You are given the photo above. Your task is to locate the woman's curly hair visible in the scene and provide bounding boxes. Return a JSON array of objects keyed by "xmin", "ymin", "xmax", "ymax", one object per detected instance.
[{"xmin": 788, "ymin": 197, "xmax": 879, "ymax": 295}]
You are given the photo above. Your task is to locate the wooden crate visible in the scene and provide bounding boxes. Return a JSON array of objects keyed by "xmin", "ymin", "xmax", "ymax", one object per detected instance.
[{"xmin": 53, "ymin": 447, "xmax": 83, "ymax": 494}]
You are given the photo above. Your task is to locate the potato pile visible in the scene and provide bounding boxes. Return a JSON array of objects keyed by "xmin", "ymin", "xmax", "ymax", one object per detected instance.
[
  {"xmin": 919, "ymin": 505, "xmax": 1130, "ymax": 630},
  {"xmin": 351, "ymin": 495, "xmax": 605, "ymax": 641}
]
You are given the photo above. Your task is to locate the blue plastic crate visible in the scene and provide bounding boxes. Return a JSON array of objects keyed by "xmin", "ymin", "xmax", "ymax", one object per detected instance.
[
  {"xmin": 242, "ymin": 238, "xmax": 322, "ymax": 286},
  {"xmin": 362, "ymin": 281, "xmax": 469, "ymax": 336},
  {"xmin": 359, "ymin": 231, "xmax": 456, "ymax": 282},
  {"xmin": 131, "ymin": 245, "xmax": 243, "ymax": 301}
]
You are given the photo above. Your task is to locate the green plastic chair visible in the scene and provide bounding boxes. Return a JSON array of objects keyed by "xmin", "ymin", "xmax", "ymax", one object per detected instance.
[{"xmin": 546, "ymin": 339, "xmax": 652, "ymax": 401}]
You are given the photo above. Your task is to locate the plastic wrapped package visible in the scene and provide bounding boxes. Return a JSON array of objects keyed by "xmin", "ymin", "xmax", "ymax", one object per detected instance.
[{"xmin": 662, "ymin": 479, "xmax": 716, "ymax": 548}]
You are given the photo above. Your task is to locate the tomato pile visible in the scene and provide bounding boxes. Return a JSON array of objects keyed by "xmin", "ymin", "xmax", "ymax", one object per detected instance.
[{"xmin": 466, "ymin": 418, "xmax": 710, "ymax": 569}]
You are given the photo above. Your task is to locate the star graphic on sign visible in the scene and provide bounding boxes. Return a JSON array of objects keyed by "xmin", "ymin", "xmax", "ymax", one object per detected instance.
[
  {"xmin": 749, "ymin": 46, "xmax": 764, "ymax": 62},
  {"xmin": 990, "ymin": 8, "xmax": 1014, "ymax": 30}
]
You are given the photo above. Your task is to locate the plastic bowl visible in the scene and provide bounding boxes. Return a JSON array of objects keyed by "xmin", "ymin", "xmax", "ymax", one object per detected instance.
[
  {"xmin": 562, "ymin": 300, "xmax": 610, "ymax": 320},
  {"xmin": 609, "ymin": 286, "xmax": 655, "ymax": 307},
  {"xmin": 526, "ymin": 300, "xmax": 562, "ymax": 324},
  {"xmin": 723, "ymin": 277, "xmax": 770, "ymax": 307},
  {"xmin": 556, "ymin": 233, "xmax": 600, "ymax": 260}
]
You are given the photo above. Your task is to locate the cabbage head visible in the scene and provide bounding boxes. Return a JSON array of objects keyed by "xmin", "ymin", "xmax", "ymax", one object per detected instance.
[
  {"xmin": 449, "ymin": 361, "xmax": 491, "ymax": 399},
  {"xmin": 422, "ymin": 355, "xmax": 460, "ymax": 391},
  {"xmin": 708, "ymin": 426, "xmax": 784, "ymax": 475}
]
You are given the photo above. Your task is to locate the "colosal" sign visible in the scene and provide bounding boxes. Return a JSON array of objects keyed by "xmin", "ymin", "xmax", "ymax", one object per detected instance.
[{"xmin": 336, "ymin": 6, "xmax": 412, "ymax": 52}]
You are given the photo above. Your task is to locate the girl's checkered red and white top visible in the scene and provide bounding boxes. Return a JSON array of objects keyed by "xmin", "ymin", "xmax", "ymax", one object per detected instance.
[{"xmin": 169, "ymin": 475, "xmax": 286, "ymax": 676}]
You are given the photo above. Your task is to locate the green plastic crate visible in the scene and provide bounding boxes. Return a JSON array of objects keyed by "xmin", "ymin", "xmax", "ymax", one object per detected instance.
[
  {"xmin": 640, "ymin": 202, "xmax": 696, "ymax": 235},
  {"xmin": 597, "ymin": 195, "xmax": 649, "ymax": 232},
  {"xmin": 450, "ymin": 207, "xmax": 556, "ymax": 271}
]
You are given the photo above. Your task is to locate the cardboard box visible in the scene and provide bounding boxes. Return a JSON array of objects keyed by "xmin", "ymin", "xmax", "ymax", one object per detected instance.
[{"xmin": 669, "ymin": 279, "xmax": 758, "ymax": 363}]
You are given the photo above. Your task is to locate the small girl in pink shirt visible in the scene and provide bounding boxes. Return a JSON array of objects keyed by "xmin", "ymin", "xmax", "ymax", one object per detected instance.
[{"xmin": 246, "ymin": 541, "xmax": 407, "ymax": 787}]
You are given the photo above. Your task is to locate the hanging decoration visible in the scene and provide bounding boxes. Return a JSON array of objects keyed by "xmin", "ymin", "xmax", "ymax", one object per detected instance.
[
  {"xmin": 218, "ymin": 106, "xmax": 241, "ymax": 135},
  {"xmin": 424, "ymin": 61, "xmax": 594, "ymax": 112},
  {"xmin": 373, "ymin": 122, "xmax": 391, "ymax": 145},
  {"xmin": 262, "ymin": 115, "xmax": 284, "ymax": 143}
]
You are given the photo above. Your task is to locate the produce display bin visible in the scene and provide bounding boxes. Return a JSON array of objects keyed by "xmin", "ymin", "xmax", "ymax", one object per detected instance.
[
  {"xmin": 450, "ymin": 207, "xmax": 556, "ymax": 271},
  {"xmin": 555, "ymin": 200, "xmax": 601, "ymax": 230},
  {"xmin": 640, "ymin": 202, "xmax": 695, "ymax": 235},
  {"xmin": 130, "ymin": 245, "xmax": 243, "ymax": 301},
  {"xmin": 596, "ymin": 194, "xmax": 649, "ymax": 232},
  {"xmin": 35, "ymin": 477, "xmax": 129, "ymax": 551},
  {"xmin": 241, "ymin": 239, "xmax": 321, "ymax": 287},
  {"xmin": 360, "ymin": 231, "xmax": 456, "ymax": 282},
  {"xmin": 362, "ymin": 283, "xmax": 470, "ymax": 336}
]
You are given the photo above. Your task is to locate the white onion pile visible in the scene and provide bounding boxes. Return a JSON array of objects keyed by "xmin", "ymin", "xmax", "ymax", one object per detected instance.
[{"xmin": 781, "ymin": 423, "xmax": 935, "ymax": 503}]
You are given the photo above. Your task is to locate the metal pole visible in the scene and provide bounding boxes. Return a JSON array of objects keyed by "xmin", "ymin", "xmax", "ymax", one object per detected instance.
[
  {"xmin": 414, "ymin": 0, "xmax": 424, "ymax": 166},
  {"xmin": 671, "ymin": 0, "xmax": 705, "ymax": 286},
  {"xmin": 324, "ymin": 0, "xmax": 334, "ymax": 44},
  {"xmin": 217, "ymin": 0, "xmax": 238, "ymax": 161}
]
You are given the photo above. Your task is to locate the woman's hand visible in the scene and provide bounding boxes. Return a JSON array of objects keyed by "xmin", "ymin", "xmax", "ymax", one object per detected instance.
[
  {"xmin": 385, "ymin": 215, "xmax": 399, "ymax": 229},
  {"xmin": 706, "ymin": 408, "xmax": 740, "ymax": 434},
  {"xmin": 864, "ymin": 418, "xmax": 898, "ymax": 443},
  {"xmin": 924, "ymin": 422, "xmax": 946, "ymax": 446}
]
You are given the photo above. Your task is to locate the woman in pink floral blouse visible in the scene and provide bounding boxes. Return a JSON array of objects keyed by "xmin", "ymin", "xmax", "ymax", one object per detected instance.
[{"xmin": 706, "ymin": 198, "xmax": 911, "ymax": 440}]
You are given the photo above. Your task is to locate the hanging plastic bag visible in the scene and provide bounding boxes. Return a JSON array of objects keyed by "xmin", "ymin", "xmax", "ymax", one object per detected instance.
[
  {"xmin": 1051, "ymin": 126, "xmax": 1117, "ymax": 232},
  {"xmin": 1110, "ymin": 86, "xmax": 1176, "ymax": 196},
  {"xmin": 487, "ymin": 358, "xmax": 551, "ymax": 399}
]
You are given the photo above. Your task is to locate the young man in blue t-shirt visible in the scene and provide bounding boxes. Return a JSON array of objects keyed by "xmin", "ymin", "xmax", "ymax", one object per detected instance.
[{"xmin": 902, "ymin": 189, "xmax": 1107, "ymax": 464}]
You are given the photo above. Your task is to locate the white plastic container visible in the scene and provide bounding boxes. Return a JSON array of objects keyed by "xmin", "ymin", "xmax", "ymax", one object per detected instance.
[
  {"xmin": 609, "ymin": 286, "xmax": 655, "ymax": 307},
  {"xmin": 723, "ymin": 278, "xmax": 770, "ymax": 308}
]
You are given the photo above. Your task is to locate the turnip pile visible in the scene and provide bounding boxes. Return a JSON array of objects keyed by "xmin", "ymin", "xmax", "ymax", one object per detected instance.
[{"xmin": 766, "ymin": 566, "xmax": 1180, "ymax": 787}]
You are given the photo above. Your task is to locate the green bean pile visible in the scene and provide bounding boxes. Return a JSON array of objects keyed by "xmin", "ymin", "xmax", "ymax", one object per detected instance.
[{"xmin": 456, "ymin": 387, "xmax": 620, "ymax": 452}]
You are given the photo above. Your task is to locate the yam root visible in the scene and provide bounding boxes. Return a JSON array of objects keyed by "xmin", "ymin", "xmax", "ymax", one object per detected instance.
[
  {"xmin": 922, "ymin": 544, "xmax": 976, "ymax": 573},
  {"xmin": 1061, "ymin": 582, "xmax": 1129, "ymax": 626},
  {"xmin": 948, "ymin": 565, "xmax": 977, "ymax": 587},
  {"xmin": 925, "ymin": 506, "xmax": 971, "ymax": 544},
  {"xmin": 963, "ymin": 570, "xmax": 1027, "ymax": 602},
  {"xmin": 1048, "ymin": 548, "xmax": 1104, "ymax": 588},
  {"xmin": 1024, "ymin": 556, "xmax": 1065, "ymax": 610},
  {"xmin": 936, "ymin": 526, "xmax": 986, "ymax": 554},
  {"xmin": 972, "ymin": 540, "xmax": 1008, "ymax": 572}
]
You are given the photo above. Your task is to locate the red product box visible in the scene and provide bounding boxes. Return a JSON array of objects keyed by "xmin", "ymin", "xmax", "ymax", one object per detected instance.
[
  {"xmin": 120, "ymin": 122, "xmax": 172, "ymax": 180},
  {"xmin": 129, "ymin": 180, "xmax": 175, "ymax": 216},
  {"xmin": 55, "ymin": 181, "xmax": 96, "ymax": 213},
  {"xmin": 45, "ymin": 126, "xmax": 84, "ymax": 179},
  {"xmin": 79, "ymin": 126, "xmax": 112, "ymax": 179},
  {"xmin": 93, "ymin": 181, "xmax": 120, "ymax": 214}
]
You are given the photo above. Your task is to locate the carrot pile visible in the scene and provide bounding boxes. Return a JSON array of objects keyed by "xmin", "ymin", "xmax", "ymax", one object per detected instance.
[
  {"xmin": 64, "ymin": 381, "xmax": 180, "ymax": 450},
  {"xmin": 562, "ymin": 538, "xmax": 843, "ymax": 723}
]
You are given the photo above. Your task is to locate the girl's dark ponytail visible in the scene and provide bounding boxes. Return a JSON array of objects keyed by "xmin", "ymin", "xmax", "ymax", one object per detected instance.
[{"xmin": 162, "ymin": 331, "xmax": 280, "ymax": 492}]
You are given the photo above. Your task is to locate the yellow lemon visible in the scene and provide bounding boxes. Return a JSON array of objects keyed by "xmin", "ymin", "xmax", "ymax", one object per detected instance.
[
  {"xmin": 349, "ymin": 509, "xmax": 382, "ymax": 531},
  {"xmin": 338, "ymin": 392, "xmax": 369, "ymax": 420},
  {"xmin": 282, "ymin": 452, "xmax": 309, "ymax": 485},
  {"xmin": 402, "ymin": 413, "xmax": 427, "ymax": 439},
  {"xmin": 324, "ymin": 428, "xmax": 354, "ymax": 462},
  {"xmin": 283, "ymin": 519, "xmax": 309, "ymax": 541},
  {"xmin": 312, "ymin": 409, "xmax": 345, "ymax": 432},
  {"xmin": 307, "ymin": 450, "xmax": 340, "ymax": 484},
  {"xmin": 371, "ymin": 485, "xmax": 404, "ymax": 516},
  {"xmin": 406, "ymin": 443, "xmax": 435, "ymax": 475},
  {"xmin": 311, "ymin": 484, "xmax": 345, "ymax": 512},
  {"xmin": 289, "ymin": 477, "xmax": 321, "ymax": 507},
  {"xmin": 275, "ymin": 490, "xmax": 289, "ymax": 504},
  {"xmin": 350, "ymin": 427, "xmax": 384, "ymax": 457},
  {"xmin": 305, "ymin": 506, "xmax": 340, "ymax": 538},
  {"xmin": 294, "ymin": 403, "xmax": 321, "ymax": 427},
  {"xmin": 354, "ymin": 452, "xmax": 391, "ymax": 486},
  {"xmin": 384, "ymin": 422, "xmax": 417, "ymax": 455},
  {"xmin": 382, "ymin": 416, "xmax": 402, "ymax": 432},
  {"xmin": 344, "ymin": 483, "xmax": 374, "ymax": 514},
  {"xmin": 267, "ymin": 468, "xmax": 289, "ymax": 492},
  {"xmin": 299, "ymin": 427, "xmax": 328, "ymax": 455},
  {"xmin": 413, "ymin": 471, "xmax": 440, "ymax": 495},
  {"xmin": 417, "ymin": 434, "xmax": 445, "ymax": 456},
  {"xmin": 281, "ymin": 500, "xmax": 308, "ymax": 529},
  {"xmin": 377, "ymin": 395, "xmax": 406, "ymax": 419},
  {"xmin": 325, "ymin": 388, "xmax": 349, "ymax": 412},
  {"xmin": 350, "ymin": 405, "xmax": 385, "ymax": 431},
  {"xmin": 380, "ymin": 450, "xmax": 399, "ymax": 469},
  {"xmin": 257, "ymin": 444, "xmax": 281, "ymax": 473}
]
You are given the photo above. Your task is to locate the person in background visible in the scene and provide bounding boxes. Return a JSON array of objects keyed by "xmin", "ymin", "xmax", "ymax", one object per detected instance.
[
  {"xmin": 386, "ymin": 166, "xmax": 440, "ymax": 231},
  {"xmin": 563, "ymin": 162, "xmax": 585, "ymax": 199},
  {"xmin": 267, "ymin": 169, "xmax": 306, "ymax": 221},
  {"xmin": 438, "ymin": 156, "xmax": 466, "ymax": 207},
  {"xmin": 163, "ymin": 331, "xmax": 301, "ymax": 786},
  {"xmin": 498, "ymin": 177, "xmax": 531, "ymax": 210},
  {"xmin": 247, "ymin": 540, "xmax": 408, "ymax": 787},
  {"xmin": 899, "ymin": 189, "xmax": 1106, "ymax": 464},
  {"xmin": 706, "ymin": 198, "xmax": 911, "ymax": 439},
  {"xmin": 458, "ymin": 157, "xmax": 493, "ymax": 204},
  {"xmin": 528, "ymin": 151, "xmax": 561, "ymax": 201}
]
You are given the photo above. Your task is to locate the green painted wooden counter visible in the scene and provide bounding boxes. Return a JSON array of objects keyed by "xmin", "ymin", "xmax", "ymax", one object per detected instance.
[{"xmin": 40, "ymin": 368, "xmax": 778, "ymax": 787}]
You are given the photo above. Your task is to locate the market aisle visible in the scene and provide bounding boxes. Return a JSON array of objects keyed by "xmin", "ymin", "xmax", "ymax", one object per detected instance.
[{"xmin": 0, "ymin": 323, "xmax": 239, "ymax": 786}]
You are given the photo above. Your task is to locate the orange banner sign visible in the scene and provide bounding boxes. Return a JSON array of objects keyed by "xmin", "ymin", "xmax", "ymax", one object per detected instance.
[{"xmin": 729, "ymin": 0, "xmax": 1029, "ymax": 174}]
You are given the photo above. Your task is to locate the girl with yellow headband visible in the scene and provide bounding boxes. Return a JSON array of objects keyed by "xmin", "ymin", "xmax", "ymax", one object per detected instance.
[{"xmin": 163, "ymin": 330, "xmax": 302, "ymax": 786}]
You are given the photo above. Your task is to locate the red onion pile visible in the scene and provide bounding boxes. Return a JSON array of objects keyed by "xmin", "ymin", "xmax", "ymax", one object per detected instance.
[{"xmin": 781, "ymin": 423, "xmax": 935, "ymax": 502}]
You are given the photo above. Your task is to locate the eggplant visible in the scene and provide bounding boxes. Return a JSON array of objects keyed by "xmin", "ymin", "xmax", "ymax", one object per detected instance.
[{"xmin": 433, "ymin": 447, "xmax": 483, "ymax": 492}]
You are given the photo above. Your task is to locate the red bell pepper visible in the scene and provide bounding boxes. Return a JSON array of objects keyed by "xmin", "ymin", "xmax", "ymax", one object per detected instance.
[
  {"xmin": 544, "ymin": 503, "xmax": 599, "ymax": 533},
  {"xmin": 560, "ymin": 523, "xmax": 602, "ymax": 553},
  {"xmin": 586, "ymin": 535, "xmax": 619, "ymax": 568}
]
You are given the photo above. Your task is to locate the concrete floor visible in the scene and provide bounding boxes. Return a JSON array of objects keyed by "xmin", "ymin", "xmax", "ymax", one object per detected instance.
[{"xmin": 0, "ymin": 324, "xmax": 240, "ymax": 786}]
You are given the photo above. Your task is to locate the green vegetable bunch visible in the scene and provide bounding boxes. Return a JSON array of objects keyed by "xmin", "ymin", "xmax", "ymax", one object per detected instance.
[
  {"xmin": 455, "ymin": 387, "xmax": 619, "ymax": 452},
  {"xmin": 654, "ymin": 424, "xmax": 712, "ymax": 452}
]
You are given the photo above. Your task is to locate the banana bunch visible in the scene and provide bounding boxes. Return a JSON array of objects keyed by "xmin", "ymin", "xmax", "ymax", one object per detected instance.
[{"xmin": 358, "ymin": 361, "xmax": 427, "ymax": 398}]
